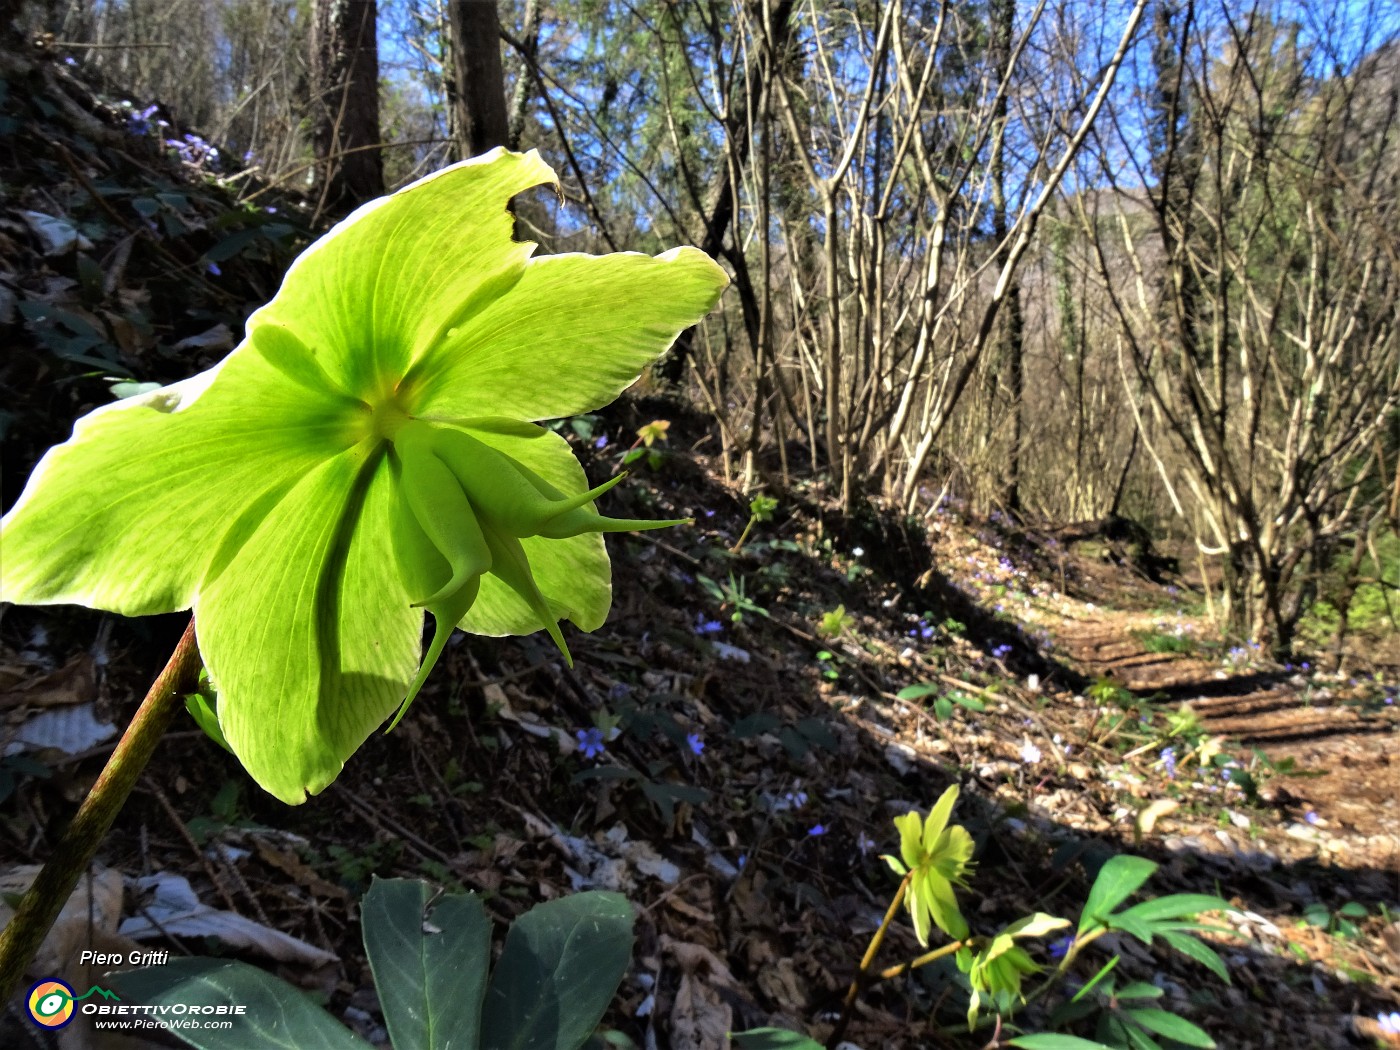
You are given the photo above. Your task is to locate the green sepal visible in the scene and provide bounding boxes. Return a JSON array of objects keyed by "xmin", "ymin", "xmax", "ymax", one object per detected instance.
[
  {"xmin": 185, "ymin": 692, "xmax": 232, "ymax": 753},
  {"xmin": 200, "ymin": 447, "xmax": 422, "ymax": 804}
]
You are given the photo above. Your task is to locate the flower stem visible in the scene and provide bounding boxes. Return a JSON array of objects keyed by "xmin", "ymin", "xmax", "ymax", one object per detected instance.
[
  {"xmin": 826, "ymin": 871, "xmax": 911, "ymax": 1049},
  {"xmin": 0, "ymin": 617, "xmax": 202, "ymax": 1003},
  {"xmin": 729, "ymin": 513, "xmax": 758, "ymax": 554},
  {"xmin": 876, "ymin": 937, "xmax": 968, "ymax": 982}
]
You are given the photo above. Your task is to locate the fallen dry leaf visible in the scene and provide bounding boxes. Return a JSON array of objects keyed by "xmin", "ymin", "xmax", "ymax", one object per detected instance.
[
  {"xmin": 664, "ymin": 937, "xmax": 735, "ymax": 1050},
  {"xmin": 0, "ymin": 654, "xmax": 96, "ymax": 711},
  {"xmin": 1136, "ymin": 797, "xmax": 1179, "ymax": 837}
]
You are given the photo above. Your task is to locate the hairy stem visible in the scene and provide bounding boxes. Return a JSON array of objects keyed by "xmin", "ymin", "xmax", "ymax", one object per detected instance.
[{"xmin": 0, "ymin": 618, "xmax": 202, "ymax": 1003}]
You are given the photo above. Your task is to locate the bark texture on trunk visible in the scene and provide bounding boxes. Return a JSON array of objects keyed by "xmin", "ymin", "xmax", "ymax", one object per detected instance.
[
  {"xmin": 310, "ymin": 0, "xmax": 384, "ymax": 215},
  {"xmin": 448, "ymin": 0, "xmax": 508, "ymax": 158}
]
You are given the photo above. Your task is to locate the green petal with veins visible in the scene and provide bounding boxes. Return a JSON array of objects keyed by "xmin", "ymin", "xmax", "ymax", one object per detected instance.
[
  {"xmin": 922, "ymin": 784, "xmax": 959, "ymax": 853},
  {"xmin": 248, "ymin": 148, "xmax": 556, "ymax": 398},
  {"xmin": 199, "ymin": 446, "xmax": 420, "ymax": 804},
  {"xmin": 894, "ymin": 811, "xmax": 924, "ymax": 872},
  {"xmin": 0, "ymin": 350, "xmax": 351, "ymax": 615},
  {"xmin": 923, "ymin": 869, "xmax": 969, "ymax": 940},
  {"xmin": 414, "ymin": 248, "xmax": 728, "ymax": 421}
]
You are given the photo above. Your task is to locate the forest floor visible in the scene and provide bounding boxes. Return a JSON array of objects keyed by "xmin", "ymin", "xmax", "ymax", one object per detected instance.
[
  {"xmin": 3, "ymin": 414, "xmax": 1398, "ymax": 1050},
  {"xmin": 1, "ymin": 42, "xmax": 1398, "ymax": 1050}
]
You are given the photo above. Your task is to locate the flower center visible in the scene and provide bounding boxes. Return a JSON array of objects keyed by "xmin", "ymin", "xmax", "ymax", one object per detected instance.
[{"xmin": 367, "ymin": 393, "xmax": 414, "ymax": 443}]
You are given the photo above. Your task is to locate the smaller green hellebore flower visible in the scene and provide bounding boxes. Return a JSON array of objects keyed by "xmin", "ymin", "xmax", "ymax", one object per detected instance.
[
  {"xmin": 882, "ymin": 784, "xmax": 976, "ymax": 944},
  {"xmin": 0, "ymin": 148, "xmax": 728, "ymax": 804},
  {"xmin": 957, "ymin": 912, "xmax": 1068, "ymax": 1029}
]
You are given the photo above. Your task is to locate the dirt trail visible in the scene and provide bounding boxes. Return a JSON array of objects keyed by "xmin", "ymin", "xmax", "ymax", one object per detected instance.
[{"xmin": 1054, "ymin": 610, "xmax": 1399, "ymax": 841}]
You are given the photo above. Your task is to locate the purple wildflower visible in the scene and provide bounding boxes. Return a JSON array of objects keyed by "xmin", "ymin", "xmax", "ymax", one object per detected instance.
[
  {"xmin": 1304, "ymin": 809, "xmax": 1319, "ymax": 825},
  {"xmin": 694, "ymin": 617, "xmax": 724, "ymax": 635},
  {"xmin": 1049, "ymin": 935, "xmax": 1074, "ymax": 960},
  {"xmin": 594, "ymin": 434, "xmax": 609, "ymax": 449},
  {"xmin": 575, "ymin": 727, "xmax": 605, "ymax": 759},
  {"xmin": 167, "ymin": 132, "xmax": 220, "ymax": 169},
  {"xmin": 686, "ymin": 733, "xmax": 704, "ymax": 755},
  {"xmin": 1160, "ymin": 746, "xmax": 1177, "ymax": 779},
  {"xmin": 808, "ymin": 824, "xmax": 826, "ymax": 836},
  {"xmin": 127, "ymin": 104, "xmax": 160, "ymax": 136}
]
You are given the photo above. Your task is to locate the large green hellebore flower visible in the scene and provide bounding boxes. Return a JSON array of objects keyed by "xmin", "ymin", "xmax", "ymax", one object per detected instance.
[
  {"xmin": 882, "ymin": 784, "xmax": 976, "ymax": 944},
  {"xmin": 0, "ymin": 148, "xmax": 728, "ymax": 804}
]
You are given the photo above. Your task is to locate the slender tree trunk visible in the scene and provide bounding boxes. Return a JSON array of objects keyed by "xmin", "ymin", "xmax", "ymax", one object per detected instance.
[
  {"xmin": 989, "ymin": 0, "xmax": 1024, "ymax": 514},
  {"xmin": 656, "ymin": 0, "xmax": 795, "ymax": 386},
  {"xmin": 447, "ymin": 0, "xmax": 509, "ymax": 158},
  {"xmin": 310, "ymin": 0, "xmax": 383, "ymax": 216},
  {"xmin": 822, "ymin": 190, "xmax": 844, "ymax": 502},
  {"xmin": 505, "ymin": 0, "xmax": 541, "ymax": 149}
]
